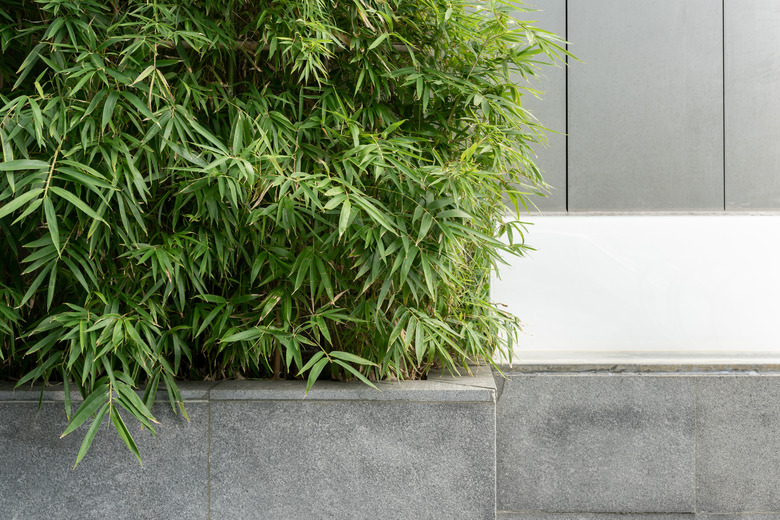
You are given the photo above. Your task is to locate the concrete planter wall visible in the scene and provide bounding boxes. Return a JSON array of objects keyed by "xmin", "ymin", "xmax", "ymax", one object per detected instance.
[
  {"xmin": 6, "ymin": 364, "xmax": 780, "ymax": 519},
  {"xmin": 0, "ymin": 367, "xmax": 496, "ymax": 520}
]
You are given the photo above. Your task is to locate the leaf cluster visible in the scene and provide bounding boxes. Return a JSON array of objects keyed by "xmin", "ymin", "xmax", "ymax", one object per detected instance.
[{"xmin": 0, "ymin": 0, "xmax": 567, "ymax": 464}]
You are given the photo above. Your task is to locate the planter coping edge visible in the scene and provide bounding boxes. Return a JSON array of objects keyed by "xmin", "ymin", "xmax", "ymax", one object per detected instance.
[{"xmin": 0, "ymin": 365, "xmax": 495, "ymax": 403}]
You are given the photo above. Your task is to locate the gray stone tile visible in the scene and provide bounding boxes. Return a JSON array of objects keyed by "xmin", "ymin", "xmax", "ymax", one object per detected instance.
[
  {"xmin": 498, "ymin": 514, "xmax": 693, "ymax": 520},
  {"xmin": 568, "ymin": 0, "xmax": 723, "ymax": 211},
  {"xmin": 0, "ymin": 382, "xmax": 85, "ymax": 402},
  {"xmin": 496, "ymin": 374, "xmax": 695, "ymax": 512},
  {"xmin": 696, "ymin": 376, "xmax": 780, "ymax": 512},
  {"xmin": 697, "ymin": 516, "xmax": 780, "ymax": 520},
  {"xmin": 210, "ymin": 400, "xmax": 495, "ymax": 519},
  {"xmin": 0, "ymin": 401, "xmax": 208, "ymax": 520},
  {"xmin": 0, "ymin": 381, "xmax": 215, "ymax": 402},
  {"xmin": 173, "ymin": 381, "xmax": 216, "ymax": 400},
  {"xmin": 211, "ymin": 365, "xmax": 495, "ymax": 402}
]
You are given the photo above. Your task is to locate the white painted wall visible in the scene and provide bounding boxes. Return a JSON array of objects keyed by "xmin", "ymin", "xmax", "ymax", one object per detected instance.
[{"xmin": 491, "ymin": 215, "xmax": 780, "ymax": 363}]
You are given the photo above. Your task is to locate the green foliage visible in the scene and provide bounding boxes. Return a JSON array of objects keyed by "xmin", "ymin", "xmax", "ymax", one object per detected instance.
[{"xmin": 0, "ymin": 0, "xmax": 566, "ymax": 463}]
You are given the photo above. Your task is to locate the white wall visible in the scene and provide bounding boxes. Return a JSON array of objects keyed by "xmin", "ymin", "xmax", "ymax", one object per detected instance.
[{"xmin": 492, "ymin": 215, "xmax": 780, "ymax": 363}]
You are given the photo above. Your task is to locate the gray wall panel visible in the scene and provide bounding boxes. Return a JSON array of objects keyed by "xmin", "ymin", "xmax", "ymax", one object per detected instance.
[
  {"xmin": 568, "ymin": 0, "xmax": 723, "ymax": 211},
  {"xmin": 512, "ymin": 0, "xmax": 567, "ymax": 212},
  {"xmin": 724, "ymin": 1, "xmax": 780, "ymax": 209}
]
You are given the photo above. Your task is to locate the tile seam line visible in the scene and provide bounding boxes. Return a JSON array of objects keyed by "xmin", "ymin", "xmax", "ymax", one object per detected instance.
[
  {"xmin": 509, "ymin": 376, "xmax": 780, "ymax": 381},
  {"xmin": 206, "ymin": 398, "xmax": 494, "ymax": 404},
  {"xmin": 722, "ymin": 0, "xmax": 726, "ymax": 210},
  {"xmin": 0, "ymin": 399, "xmax": 211, "ymax": 403},
  {"xmin": 422, "ymin": 381, "xmax": 497, "ymax": 390},
  {"xmin": 694, "ymin": 376, "xmax": 698, "ymax": 513},
  {"xmin": 496, "ymin": 373, "xmax": 707, "ymax": 378},
  {"xmin": 494, "ymin": 510, "xmax": 695, "ymax": 514},
  {"xmin": 564, "ymin": 0, "xmax": 569, "ymax": 212},
  {"xmin": 498, "ymin": 371, "xmax": 780, "ymax": 376},
  {"xmin": 207, "ymin": 390, "xmax": 212, "ymax": 520},
  {"xmin": 493, "ymin": 388, "xmax": 497, "ymax": 520}
]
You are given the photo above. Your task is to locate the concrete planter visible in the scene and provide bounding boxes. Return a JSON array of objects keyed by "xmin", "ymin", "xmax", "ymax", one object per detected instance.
[{"xmin": 0, "ymin": 367, "xmax": 496, "ymax": 520}]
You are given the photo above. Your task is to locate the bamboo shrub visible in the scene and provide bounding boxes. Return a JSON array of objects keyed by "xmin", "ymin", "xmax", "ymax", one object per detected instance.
[{"xmin": 0, "ymin": 0, "xmax": 566, "ymax": 464}]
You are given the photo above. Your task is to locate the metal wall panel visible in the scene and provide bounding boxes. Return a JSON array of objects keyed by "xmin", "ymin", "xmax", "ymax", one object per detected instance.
[
  {"xmin": 568, "ymin": 0, "xmax": 723, "ymax": 211},
  {"xmin": 724, "ymin": 0, "xmax": 780, "ymax": 209},
  {"xmin": 512, "ymin": 0, "xmax": 567, "ymax": 212}
]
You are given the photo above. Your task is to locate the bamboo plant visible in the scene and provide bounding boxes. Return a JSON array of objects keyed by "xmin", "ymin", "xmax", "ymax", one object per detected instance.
[{"xmin": 0, "ymin": 0, "xmax": 567, "ymax": 464}]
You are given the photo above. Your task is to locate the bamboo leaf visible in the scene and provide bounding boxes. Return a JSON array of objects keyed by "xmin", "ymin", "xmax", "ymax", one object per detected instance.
[
  {"xmin": 368, "ymin": 33, "xmax": 389, "ymax": 51},
  {"xmin": 297, "ymin": 351, "xmax": 325, "ymax": 376},
  {"xmin": 338, "ymin": 198, "xmax": 351, "ymax": 238},
  {"xmin": 0, "ymin": 160, "xmax": 49, "ymax": 171},
  {"xmin": 61, "ymin": 384, "xmax": 110, "ymax": 438},
  {"xmin": 334, "ymin": 360, "xmax": 377, "ymax": 389},
  {"xmin": 19, "ymin": 263, "xmax": 54, "ymax": 307},
  {"xmin": 110, "ymin": 405, "xmax": 143, "ymax": 465},
  {"xmin": 49, "ymin": 186, "xmax": 105, "ymax": 222},
  {"xmin": 222, "ymin": 328, "xmax": 266, "ymax": 343},
  {"xmin": 102, "ymin": 92, "xmax": 119, "ymax": 131},
  {"xmin": 46, "ymin": 262, "xmax": 57, "ymax": 310},
  {"xmin": 0, "ymin": 189, "xmax": 43, "ymax": 219},
  {"xmin": 28, "ymin": 97, "xmax": 44, "ymax": 144},
  {"xmin": 115, "ymin": 380, "xmax": 159, "ymax": 429},
  {"xmin": 43, "ymin": 197, "xmax": 60, "ymax": 253},
  {"xmin": 62, "ymin": 374, "xmax": 72, "ymax": 422},
  {"xmin": 329, "ymin": 351, "xmax": 376, "ymax": 366},
  {"xmin": 305, "ymin": 357, "xmax": 329, "ymax": 394},
  {"xmin": 73, "ymin": 402, "xmax": 109, "ymax": 468},
  {"xmin": 121, "ymin": 91, "xmax": 158, "ymax": 126},
  {"xmin": 130, "ymin": 65, "xmax": 156, "ymax": 86}
]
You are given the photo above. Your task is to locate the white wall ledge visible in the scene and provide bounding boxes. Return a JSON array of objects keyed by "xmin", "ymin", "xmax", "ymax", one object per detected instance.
[{"xmin": 493, "ymin": 215, "xmax": 780, "ymax": 362}]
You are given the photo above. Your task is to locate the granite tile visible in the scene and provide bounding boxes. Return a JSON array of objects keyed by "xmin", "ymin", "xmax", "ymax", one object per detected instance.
[
  {"xmin": 498, "ymin": 514, "xmax": 693, "ymax": 520},
  {"xmin": 210, "ymin": 400, "xmax": 495, "ymax": 519},
  {"xmin": 696, "ymin": 376, "xmax": 780, "ymax": 512},
  {"xmin": 0, "ymin": 401, "xmax": 208, "ymax": 520},
  {"xmin": 696, "ymin": 513, "xmax": 780, "ymax": 520},
  {"xmin": 211, "ymin": 365, "xmax": 495, "ymax": 402},
  {"xmin": 496, "ymin": 374, "xmax": 695, "ymax": 512}
]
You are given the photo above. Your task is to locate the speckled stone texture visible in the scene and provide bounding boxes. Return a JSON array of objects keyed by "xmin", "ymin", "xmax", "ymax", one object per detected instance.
[
  {"xmin": 0, "ymin": 399, "xmax": 208, "ymax": 520},
  {"xmin": 0, "ymin": 368, "xmax": 496, "ymax": 520},
  {"xmin": 496, "ymin": 374, "xmax": 695, "ymax": 513},
  {"xmin": 209, "ymin": 399, "xmax": 496, "ymax": 519},
  {"xmin": 696, "ymin": 376, "xmax": 780, "ymax": 512},
  {"xmin": 697, "ymin": 516, "xmax": 780, "ymax": 520},
  {"xmin": 497, "ymin": 514, "xmax": 694, "ymax": 520},
  {"xmin": 496, "ymin": 511, "xmax": 780, "ymax": 520}
]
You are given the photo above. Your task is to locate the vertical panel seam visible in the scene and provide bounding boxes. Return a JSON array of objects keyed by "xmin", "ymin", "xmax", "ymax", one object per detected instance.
[
  {"xmin": 722, "ymin": 0, "xmax": 726, "ymax": 210},
  {"xmin": 207, "ymin": 397, "xmax": 212, "ymax": 520},
  {"xmin": 493, "ymin": 386, "xmax": 497, "ymax": 520},
  {"xmin": 694, "ymin": 377, "xmax": 699, "ymax": 513},
  {"xmin": 565, "ymin": 0, "xmax": 569, "ymax": 212}
]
